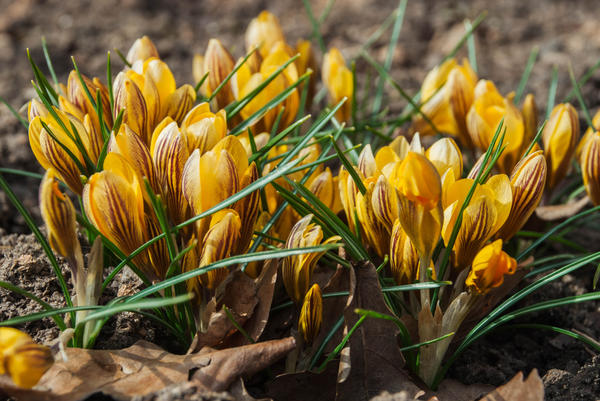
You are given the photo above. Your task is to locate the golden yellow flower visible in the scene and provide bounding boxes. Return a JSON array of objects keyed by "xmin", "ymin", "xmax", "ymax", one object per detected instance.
[
  {"xmin": 180, "ymin": 103, "xmax": 228, "ymax": 155},
  {"xmin": 356, "ymin": 177, "xmax": 391, "ymax": 258},
  {"xmin": 496, "ymin": 150, "xmax": 546, "ymax": 240},
  {"xmin": 389, "ymin": 152, "xmax": 443, "ymax": 261},
  {"xmin": 298, "ymin": 283, "xmax": 323, "ymax": 344},
  {"xmin": 113, "ymin": 57, "xmax": 195, "ymax": 145},
  {"xmin": 197, "ymin": 209, "xmax": 242, "ymax": 290},
  {"xmin": 542, "ymin": 103, "xmax": 580, "ymax": 190},
  {"xmin": 425, "ymin": 137, "xmax": 463, "ymax": 180},
  {"xmin": 322, "ymin": 47, "xmax": 353, "ymax": 122},
  {"xmin": 58, "ymin": 71, "xmax": 111, "ymax": 162},
  {"xmin": 576, "ymin": 109, "xmax": 600, "ymax": 160},
  {"xmin": 282, "ymin": 215, "xmax": 340, "ymax": 305},
  {"xmin": 414, "ymin": 58, "xmax": 477, "ymax": 144},
  {"xmin": 231, "ymin": 41, "xmax": 300, "ymax": 132},
  {"xmin": 581, "ymin": 130, "xmax": 600, "ymax": 206},
  {"xmin": 521, "ymin": 93, "xmax": 538, "ymax": 148},
  {"xmin": 245, "ymin": 11, "xmax": 286, "ymax": 58},
  {"xmin": 29, "ymin": 108, "xmax": 92, "ymax": 194},
  {"xmin": 150, "ymin": 118, "xmax": 190, "ymax": 224},
  {"xmin": 193, "ymin": 39, "xmax": 236, "ymax": 109},
  {"xmin": 39, "ymin": 169, "xmax": 81, "ymax": 267},
  {"xmin": 126, "ymin": 35, "xmax": 159, "ymax": 65},
  {"xmin": 0, "ymin": 327, "xmax": 53, "ymax": 389},
  {"xmin": 442, "ymin": 174, "xmax": 512, "ymax": 269},
  {"xmin": 389, "ymin": 219, "xmax": 420, "ymax": 285},
  {"xmin": 466, "ymin": 80, "xmax": 525, "ymax": 173},
  {"xmin": 466, "ymin": 239, "xmax": 517, "ymax": 294}
]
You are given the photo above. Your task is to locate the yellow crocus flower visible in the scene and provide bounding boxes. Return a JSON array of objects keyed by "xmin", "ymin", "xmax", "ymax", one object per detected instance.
[
  {"xmin": 496, "ymin": 150, "xmax": 546, "ymax": 240},
  {"xmin": 442, "ymin": 174, "xmax": 512, "ymax": 269},
  {"xmin": 466, "ymin": 80, "xmax": 525, "ymax": 173},
  {"xmin": 414, "ymin": 58, "xmax": 477, "ymax": 145},
  {"xmin": 298, "ymin": 283, "xmax": 323, "ymax": 344},
  {"xmin": 193, "ymin": 39, "xmax": 236, "ymax": 109},
  {"xmin": 581, "ymin": 130, "xmax": 600, "ymax": 206},
  {"xmin": 245, "ymin": 11, "xmax": 286, "ymax": 58},
  {"xmin": 389, "ymin": 152, "xmax": 443, "ymax": 262},
  {"xmin": 322, "ymin": 47, "xmax": 353, "ymax": 122},
  {"xmin": 542, "ymin": 103, "xmax": 580, "ymax": 190},
  {"xmin": 282, "ymin": 215, "xmax": 340, "ymax": 305},
  {"xmin": 466, "ymin": 239, "xmax": 517, "ymax": 294},
  {"xmin": 0, "ymin": 328, "xmax": 53, "ymax": 389}
]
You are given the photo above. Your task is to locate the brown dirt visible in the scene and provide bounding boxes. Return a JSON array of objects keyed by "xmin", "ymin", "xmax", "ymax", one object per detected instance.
[{"xmin": 1, "ymin": 0, "xmax": 600, "ymax": 400}]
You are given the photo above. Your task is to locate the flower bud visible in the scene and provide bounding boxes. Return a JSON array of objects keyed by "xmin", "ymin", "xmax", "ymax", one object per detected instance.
[
  {"xmin": 442, "ymin": 174, "xmax": 512, "ymax": 269},
  {"xmin": 496, "ymin": 150, "xmax": 547, "ymax": 239},
  {"xmin": 197, "ymin": 39, "xmax": 236, "ymax": 109},
  {"xmin": 466, "ymin": 80, "xmax": 525, "ymax": 173},
  {"xmin": 282, "ymin": 215, "xmax": 340, "ymax": 305},
  {"xmin": 414, "ymin": 58, "xmax": 477, "ymax": 145},
  {"xmin": 426, "ymin": 137, "xmax": 463, "ymax": 180},
  {"xmin": 322, "ymin": 48, "xmax": 353, "ymax": 122},
  {"xmin": 389, "ymin": 219, "xmax": 419, "ymax": 285},
  {"xmin": 389, "ymin": 152, "xmax": 443, "ymax": 261},
  {"xmin": 576, "ymin": 109, "xmax": 600, "ymax": 161},
  {"xmin": 466, "ymin": 239, "xmax": 517, "ymax": 294},
  {"xmin": 542, "ymin": 103, "xmax": 579, "ymax": 190},
  {"xmin": 126, "ymin": 36, "xmax": 159, "ymax": 65},
  {"xmin": 298, "ymin": 284, "xmax": 323, "ymax": 344},
  {"xmin": 581, "ymin": 131, "xmax": 600, "ymax": 206},
  {"xmin": 0, "ymin": 328, "xmax": 53, "ymax": 389},
  {"xmin": 245, "ymin": 11, "xmax": 286, "ymax": 57},
  {"xmin": 522, "ymin": 93, "xmax": 538, "ymax": 147},
  {"xmin": 198, "ymin": 210, "xmax": 242, "ymax": 290},
  {"xmin": 39, "ymin": 169, "xmax": 81, "ymax": 270}
]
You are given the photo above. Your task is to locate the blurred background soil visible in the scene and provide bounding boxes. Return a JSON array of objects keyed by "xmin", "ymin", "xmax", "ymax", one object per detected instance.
[{"xmin": 0, "ymin": 0, "xmax": 599, "ymax": 400}]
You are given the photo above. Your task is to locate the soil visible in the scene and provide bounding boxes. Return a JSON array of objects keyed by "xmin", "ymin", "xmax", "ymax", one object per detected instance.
[{"xmin": 1, "ymin": 0, "xmax": 600, "ymax": 400}]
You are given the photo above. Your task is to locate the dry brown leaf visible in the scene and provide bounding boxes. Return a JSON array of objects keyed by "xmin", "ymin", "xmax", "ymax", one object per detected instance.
[
  {"xmin": 223, "ymin": 259, "xmax": 279, "ymax": 348},
  {"xmin": 535, "ymin": 195, "xmax": 589, "ymax": 221},
  {"xmin": 480, "ymin": 370, "xmax": 544, "ymax": 401},
  {"xmin": 0, "ymin": 337, "xmax": 295, "ymax": 401},
  {"xmin": 189, "ymin": 262, "xmax": 278, "ymax": 352},
  {"xmin": 336, "ymin": 261, "xmax": 422, "ymax": 401}
]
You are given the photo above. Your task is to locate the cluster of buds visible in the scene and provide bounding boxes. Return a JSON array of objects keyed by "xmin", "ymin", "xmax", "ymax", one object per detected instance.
[
  {"xmin": 413, "ymin": 58, "xmax": 582, "ymax": 186},
  {"xmin": 337, "ymin": 131, "xmax": 547, "ymax": 385},
  {"xmin": 27, "ymin": 37, "xmax": 263, "ymax": 329},
  {"xmin": 282, "ymin": 215, "xmax": 340, "ymax": 345}
]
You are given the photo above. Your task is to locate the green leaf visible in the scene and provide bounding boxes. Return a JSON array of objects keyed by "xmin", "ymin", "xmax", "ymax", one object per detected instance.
[
  {"xmin": 514, "ymin": 46, "xmax": 539, "ymax": 104},
  {"xmin": 546, "ymin": 66, "xmax": 559, "ymax": 120},
  {"xmin": 372, "ymin": 0, "xmax": 407, "ymax": 114},
  {"xmin": 464, "ymin": 19, "xmax": 477, "ymax": 74},
  {"xmin": 330, "ymin": 136, "xmax": 366, "ymax": 195},
  {"xmin": 0, "ymin": 174, "xmax": 74, "ymax": 311},
  {"xmin": 0, "ymin": 281, "xmax": 66, "ymax": 330},
  {"xmin": 568, "ymin": 63, "xmax": 594, "ymax": 128},
  {"xmin": 127, "ymin": 245, "xmax": 341, "ymax": 303}
]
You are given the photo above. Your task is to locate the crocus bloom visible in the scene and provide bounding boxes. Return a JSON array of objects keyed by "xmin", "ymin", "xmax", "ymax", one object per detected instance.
[
  {"xmin": 0, "ymin": 328, "xmax": 53, "ymax": 389},
  {"xmin": 414, "ymin": 58, "xmax": 477, "ymax": 145},
  {"xmin": 442, "ymin": 174, "xmax": 512, "ymax": 269},
  {"xmin": 542, "ymin": 103, "xmax": 580, "ymax": 190},
  {"xmin": 298, "ymin": 283, "xmax": 323, "ymax": 344},
  {"xmin": 496, "ymin": 150, "xmax": 546, "ymax": 240},
  {"xmin": 282, "ymin": 215, "xmax": 340, "ymax": 305},
  {"xmin": 322, "ymin": 48, "xmax": 353, "ymax": 122},
  {"xmin": 581, "ymin": 130, "xmax": 600, "ymax": 206},
  {"xmin": 466, "ymin": 80, "xmax": 525, "ymax": 173},
  {"xmin": 466, "ymin": 239, "xmax": 517, "ymax": 294}
]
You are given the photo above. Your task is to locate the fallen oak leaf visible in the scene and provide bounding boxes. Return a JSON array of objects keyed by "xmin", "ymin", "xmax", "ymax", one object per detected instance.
[
  {"xmin": 336, "ymin": 261, "xmax": 422, "ymax": 401},
  {"xmin": 0, "ymin": 337, "xmax": 295, "ymax": 401},
  {"xmin": 222, "ymin": 258, "xmax": 279, "ymax": 348},
  {"xmin": 535, "ymin": 195, "xmax": 589, "ymax": 221},
  {"xmin": 479, "ymin": 370, "xmax": 543, "ymax": 401}
]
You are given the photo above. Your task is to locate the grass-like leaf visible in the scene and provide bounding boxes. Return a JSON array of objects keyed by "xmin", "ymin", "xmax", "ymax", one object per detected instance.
[{"xmin": 514, "ymin": 46, "xmax": 539, "ymax": 104}]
